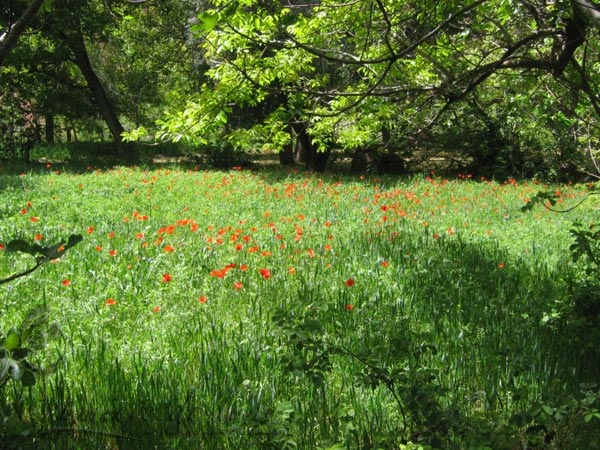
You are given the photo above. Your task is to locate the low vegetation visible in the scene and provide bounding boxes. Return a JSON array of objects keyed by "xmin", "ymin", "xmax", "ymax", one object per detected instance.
[{"xmin": 1, "ymin": 156, "xmax": 599, "ymax": 449}]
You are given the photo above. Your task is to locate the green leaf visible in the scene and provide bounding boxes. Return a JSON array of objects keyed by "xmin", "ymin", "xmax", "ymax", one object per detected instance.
[
  {"xmin": 19, "ymin": 367, "xmax": 36, "ymax": 386},
  {"xmin": 193, "ymin": 11, "xmax": 220, "ymax": 34},
  {"xmin": 3, "ymin": 329, "xmax": 20, "ymax": 351},
  {"xmin": 43, "ymin": 0, "xmax": 54, "ymax": 13}
]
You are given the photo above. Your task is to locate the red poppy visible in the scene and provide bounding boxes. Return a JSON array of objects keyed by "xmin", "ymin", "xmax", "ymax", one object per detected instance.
[
  {"xmin": 87, "ymin": 226, "xmax": 94, "ymax": 234},
  {"xmin": 163, "ymin": 244, "xmax": 175, "ymax": 253},
  {"xmin": 34, "ymin": 234, "xmax": 43, "ymax": 241},
  {"xmin": 198, "ymin": 296, "xmax": 207, "ymax": 304},
  {"xmin": 108, "ymin": 231, "xmax": 115, "ymax": 239},
  {"xmin": 498, "ymin": 262, "xmax": 505, "ymax": 269},
  {"xmin": 162, "ymin": 273, "xmax": 172, "ymax": 282},
  {"xmin": 210, "ymin": 268, "xmax": 227, "ymax": 278},
  {"xmin": 153, "ymin": 305, "xmax": 161, "ymax": 313},
  {"xmin": 233, "ymin": 281, "xmax": 244, "ymax": 290},
  {"xmin": 381, "ymin": 260, "xmax": 389, "ymax": 267},
  {"xmin": 62, "ymin": 279, "xmax": 71, "ymax": 287},
  {"xmin": 345, "ymin": 278, "xmax": 355, "ymax": 287},
  {"xmin": 30, "ymin": 216, "xmax": 39, "ymax": 223},
  {"xmin": 345, "ymin": 304, "xmax": 354, "ymax": 311},
  {"xmin": 108, "ymin": 249, "xmax": 117, "ymax": 257},
  {"xmin": 20, "ymin": 208, "xmax": 27, "ymax": 215},
  {"xmin": 105, "ymin": 298, "xmax": 116, "ymax": 306},
  {"xmin": 259, "ymin": 268, "xmax": 271, "ymax": 279}
]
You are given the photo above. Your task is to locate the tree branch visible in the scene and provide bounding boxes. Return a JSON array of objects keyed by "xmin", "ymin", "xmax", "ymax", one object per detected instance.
[{"xmin": 0, "ymin": 0, "xmax": 45, "ymax": 67}]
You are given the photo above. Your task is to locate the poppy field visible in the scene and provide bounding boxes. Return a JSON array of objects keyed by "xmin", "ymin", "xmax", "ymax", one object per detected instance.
[{"xmin": 1, "ymin": 163, "xmax": 600, "ymax": 449}]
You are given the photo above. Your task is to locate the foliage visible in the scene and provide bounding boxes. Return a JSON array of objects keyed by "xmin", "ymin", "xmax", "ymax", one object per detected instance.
[{"xmin": 1, "ymin": 233, "xmax": 82, "ymax": 441}]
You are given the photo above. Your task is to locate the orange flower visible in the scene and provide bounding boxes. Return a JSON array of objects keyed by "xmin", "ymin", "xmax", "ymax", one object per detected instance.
[
  {"xmin": 259, "ymin": 268, "xmax": 271, "ymax": 279},
  {"xmin": 345, "ymin": 278, "xmax": 355, "ymax": 287},
  {"xmin": 153, "ymin": 306, "xmax": 161, "ymax": 313},
  {"xmin": 96, "ymin": 245, "xmax": 103, "ymax": 252},
  {"xmin": 20, "ymin": 208, "xmax": 27, "ymax": 215},
  {"xmin": 34, "ymin": 234, "xmax": 43, "ymax": 241},
  {"xmin": 288, "ymin": 267, "xmax": 296, "ymax": 275},
  {"xmin": 108, "ymin": 249, "xmax": 117, "ymax": 257},
  {"xmin": 498, "ymin": 262, "xmax": 505, "ymax": 269},
  {"xmin": 162, "ymin": 273, "xmax": 172, "ymax": 282},
  {"xmin": 345, "ymin": 304, "xmax": 354, "ymax": 311},
  {"xmin": 233, "ymin": 281, "xmax": 244, "ymax": 290},
  {"xmin": 198, "ymin": 296, "xmax": 207, "ymax": 304},
  {"xmin": 87, "ymin": 226, "xmax": 94, "ymax": 234},
  {"xmin": 108, "ymin": 231, "xmax": 115, "ymax": 239},
  {"xmin": 135, "ymin": 232, "xmax": 145, "ymax": 239},
  {"xmin": 105, "ymin": 298, "xmax": 116, "ymax": 306},
  {"xmin": 62, "ymin": 279, "xmax": 71, "ymax": 287},
  {"xmin": 163, "ymin": 244, "xmax": 175, "ymax": 253},
  {"xmin": 30, "ymin": 216, "xmax": 39, "ymax": 222},
  {"xmin": 210, "ymin": 268, "xmax": 227, "ymax": 278},
  {"xmin": 381, "ymin": 260, "xmax": 389, "ymax": 267}
]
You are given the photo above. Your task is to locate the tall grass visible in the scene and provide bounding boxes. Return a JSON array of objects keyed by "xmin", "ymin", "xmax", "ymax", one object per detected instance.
[{"xmin": 1, "ymin": 163, "xmax": 598, "ymax": 449}]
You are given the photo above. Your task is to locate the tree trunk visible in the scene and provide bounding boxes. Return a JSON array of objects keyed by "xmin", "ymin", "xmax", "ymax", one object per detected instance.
[
  {"xmin": 45, "ymin": 114, "xmax": 54, "ymax": 143},
  {"xmin": 291, "ymin": 121, "xmax": 330, "ymax": 172},
  {"xmin": 0, "ymin": 0, "xmax": 45, "ymax": 67},
  {"xmin": 279, "ymin": 124, "xmax": 295, "ymax": 165},
  {"xmin": 68, "ymin": 30, "xmax": 124, "ymax": 143}
]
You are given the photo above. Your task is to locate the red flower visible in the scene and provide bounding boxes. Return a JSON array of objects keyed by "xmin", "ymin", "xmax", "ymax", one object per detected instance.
[
  {"xmin": 108, "ymin": 231, "xmax": 115, "ymax": 239},
  {"xmin": 498, "ymin": 262, "xmax": 505, "ymax": 269},
  {"xmin": 62, "ymin": 279, "xmax": 71, "ymax": 287},
  {"xmin": 105, "ymin": 298, "xmax": 116, "ymax": 306},
  {"xmin": 163, "ymin": 244, "xmax": 175, "ymax": 253},
  {"xmin": 345, "ymin": 304, "xmax": 354, "ymax": 311},
  {"xmin": 108, "ymin": 249, "xmax": 117, "ymax": 257},
  {"xmin": 20, "ymin": 208, "xmax": 27, "ymax": 215},
  {"xmin": 87, "ymin": 226, "xmax": 94, "ymax": 234},
  {"xmin": 345, "ymin": 278, "xmax": 355, "ymax": 287},
  {"xmin": 259, "ymin": 268, "xmax": 271, "ymax": 279},
  {"xmin": 34, "ymin": 234, "xmax": 43, "ymax": 241},
  {"xmin": 233, "ymin": 281, "xmax": 244, "ymax": 290},
  {"xmin": 198, "ymin": 296, "xmax": 207, "ymax": 304},
  {"xmin": 162, "ymin": 273, "xmax": 172, "ymax": 282},
  {"xmin": 381, "ymin": 260, "xmax": 389, "ymax": 267},
  {"xmin": 30, "ymin": 216, "xmax": 39, "ymax": 223},
  {"xmin": 210, "ymin": 268, "xmax": 227, "ymax": 278},
  {"xmin": 153, "ymin": 305, "xmax": 161, "ymax": 313}
]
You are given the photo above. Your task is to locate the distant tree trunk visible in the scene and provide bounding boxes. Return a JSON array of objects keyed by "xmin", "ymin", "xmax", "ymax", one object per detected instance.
[
  {"xmin": 69, "ymin": 31, "xmax": 124, "ymax": 143},
  {"xmin": 45, "ymin": 114, "xmax": 54, "ymax": 143},
  {"xmin": 68, "ymin": 29, "xmax": 138, "ymax": 162},
  {"xmin": 0, "ymin": 0, "xmax": 45, "ymax": 67},
  {"xmin": 291, "ymin": 121, "xmax": 330, "ymax": 172},
  {"xmin": 279, "ymin": 124, "xmax": 295, "ymax": 165}
]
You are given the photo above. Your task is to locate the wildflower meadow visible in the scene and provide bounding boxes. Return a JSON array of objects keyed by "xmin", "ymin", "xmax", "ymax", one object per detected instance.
[{"xmin": 1, "ymin": 163, "xmax": 599, "ymax": 449}]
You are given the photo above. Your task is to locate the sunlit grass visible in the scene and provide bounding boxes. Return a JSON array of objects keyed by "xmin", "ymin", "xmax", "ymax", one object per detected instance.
[{"xmin": 1, "ymin": 164, "xmax": 598, "ymax": 449}]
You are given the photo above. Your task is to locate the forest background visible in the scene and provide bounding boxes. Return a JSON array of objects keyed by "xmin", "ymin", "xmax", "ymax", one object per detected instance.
[{"xmin": 2, "ymin": 1, "xmax": 600, "ymax": 449}]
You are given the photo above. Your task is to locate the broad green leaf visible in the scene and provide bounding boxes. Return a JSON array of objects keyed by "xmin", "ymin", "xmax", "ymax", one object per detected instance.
[{"xmin": 3, "ymin": 329, "xmax": 20, "ymax": 351}]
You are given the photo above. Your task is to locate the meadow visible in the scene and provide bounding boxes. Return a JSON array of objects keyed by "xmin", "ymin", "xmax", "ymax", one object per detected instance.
[{"xmin": 1, "ymin": 161, "xmax": 599, "ymax": 449}]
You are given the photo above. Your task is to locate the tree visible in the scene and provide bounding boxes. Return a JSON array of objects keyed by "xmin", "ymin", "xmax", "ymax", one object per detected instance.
[{"xmin": 148, "ymin": 0, "xmax": 600, "ymax": 176}]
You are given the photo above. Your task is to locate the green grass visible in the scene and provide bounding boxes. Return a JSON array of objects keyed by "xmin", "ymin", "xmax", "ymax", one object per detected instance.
[{"xmin": 1, "ymin": 163, "xmax": 599, "ymax": 449}]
